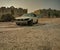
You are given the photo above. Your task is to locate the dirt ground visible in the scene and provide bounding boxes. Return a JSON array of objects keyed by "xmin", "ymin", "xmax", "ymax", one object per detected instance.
[{"xmin": 0, "ymin": 18, "xmax": 60, "ymax": 50}]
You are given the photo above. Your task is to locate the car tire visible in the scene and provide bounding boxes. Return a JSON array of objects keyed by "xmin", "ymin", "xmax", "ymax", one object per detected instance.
[
  {"xmin": 28, "ymin": 19, "xmax": 33, "ymax": 26},
  {"xmin": 35, "ymin": 19, "xmax": 38, "ymax": 24},
  {"xmin": 16, "ymin": 22, "xmax": 20, "ymax": 25}
]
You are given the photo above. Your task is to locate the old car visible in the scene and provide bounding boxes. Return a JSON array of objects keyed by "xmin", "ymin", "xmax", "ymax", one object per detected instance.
[{"xmin": 15, "ymin": 13, "xmax": 38, "ymax": 26}]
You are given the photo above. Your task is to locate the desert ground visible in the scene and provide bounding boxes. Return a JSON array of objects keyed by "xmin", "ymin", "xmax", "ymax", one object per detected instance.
[{"xmin": 0, "ymin": 18, "xmax": 60, "ymax": 50}]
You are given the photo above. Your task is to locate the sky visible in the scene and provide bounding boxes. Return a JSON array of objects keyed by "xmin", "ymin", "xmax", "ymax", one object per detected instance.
[{"xmin": 0, "ymin": 0, "xmax": 60, "ymax": 13}]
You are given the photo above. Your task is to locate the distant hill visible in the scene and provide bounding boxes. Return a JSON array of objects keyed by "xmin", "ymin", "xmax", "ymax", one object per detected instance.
[
  {"xmin": 33, "ymin": 8, "xmax": 60, "ymax": 18},
  {"xmin": 0, "ymin": 6, "xmax": 28, "ymax": 17}
]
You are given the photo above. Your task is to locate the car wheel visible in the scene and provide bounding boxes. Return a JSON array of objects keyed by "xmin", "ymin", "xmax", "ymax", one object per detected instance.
[
  {"xmin": 35, "ymin": 19, "xmax": 38, "ymax": 24},
  {"xmin": 28, "ymin": 19, "xmax": 33, "ymax": 26},
  {"xmin": 16, "ymin": 22, "xmax": 20, "ymax": 25}
]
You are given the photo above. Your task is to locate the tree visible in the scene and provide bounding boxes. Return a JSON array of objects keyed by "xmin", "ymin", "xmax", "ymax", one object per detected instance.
[
  {"xmin": 48, "ymin": 12, "xmax": 51, "ymax": 18},
  {"xmin": 1, "ymin": 14, "xmax": 15, "ymax": 22},
  {"xmin": 11, "ymin": 9, "xmax": 14, "ymax": 15}
]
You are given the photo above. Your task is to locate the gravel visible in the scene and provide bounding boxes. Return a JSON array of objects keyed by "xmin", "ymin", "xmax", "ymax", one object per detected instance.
[{"xmin": 0, "ymin": 18, "xmax": 60, "ymax": 50}]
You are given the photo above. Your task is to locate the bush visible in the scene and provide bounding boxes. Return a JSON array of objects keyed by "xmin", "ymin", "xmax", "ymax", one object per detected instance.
[{"xmin": 1, "ymin": 14, "xmax": 15, "ymax": 22}]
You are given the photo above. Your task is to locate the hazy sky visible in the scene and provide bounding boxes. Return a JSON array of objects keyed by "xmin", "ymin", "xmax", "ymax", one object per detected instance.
[{"xmin": 0, "ymin": 0, "xmax": 60, "ymax": 12}]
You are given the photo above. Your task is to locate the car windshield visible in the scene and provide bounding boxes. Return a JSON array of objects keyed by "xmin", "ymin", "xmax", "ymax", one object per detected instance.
[{"xmin": 22, "ymin": 13, "xmax": 37, "ymax": 17}]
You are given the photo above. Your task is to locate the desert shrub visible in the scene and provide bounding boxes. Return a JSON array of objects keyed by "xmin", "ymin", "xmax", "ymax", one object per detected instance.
[{"xmin": 1, "ymin": 14, "xmax": 15, "ymax": 22}]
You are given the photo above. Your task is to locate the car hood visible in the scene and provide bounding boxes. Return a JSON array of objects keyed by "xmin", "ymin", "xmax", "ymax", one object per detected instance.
[{"xmin": 15, "ymin": 16, "xmax": 32, "ymax": 19}]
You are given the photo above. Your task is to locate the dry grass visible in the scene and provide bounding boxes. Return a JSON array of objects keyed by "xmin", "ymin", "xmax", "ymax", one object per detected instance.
[{"xmin": 0, "ymin": 18, "xmax": 60, "ymax": 50}]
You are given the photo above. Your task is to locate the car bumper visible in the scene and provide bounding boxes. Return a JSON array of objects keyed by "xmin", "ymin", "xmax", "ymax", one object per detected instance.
[{"xmin": 16, "ymin": 21, "xmax": 28, "ymax": 24}]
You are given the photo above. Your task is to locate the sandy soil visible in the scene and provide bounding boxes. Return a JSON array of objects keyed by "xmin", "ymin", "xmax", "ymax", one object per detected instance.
[{"xmin": 0, "ymin": 18, "xmax": 60, "ymax": 50}]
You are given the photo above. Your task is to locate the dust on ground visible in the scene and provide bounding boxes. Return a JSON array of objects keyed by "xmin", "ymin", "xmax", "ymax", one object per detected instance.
[{"xmin": 0, "ymin": 18, "xmax": 60, "ymax": 50}]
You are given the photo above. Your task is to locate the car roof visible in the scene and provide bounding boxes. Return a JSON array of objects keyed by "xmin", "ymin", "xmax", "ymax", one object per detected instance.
[{"xmin": 15, "ymin": 13, "xmax": 37, "ymax": 19}]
